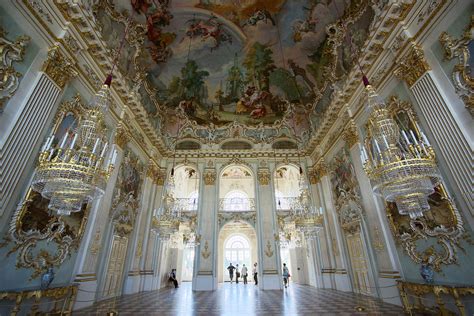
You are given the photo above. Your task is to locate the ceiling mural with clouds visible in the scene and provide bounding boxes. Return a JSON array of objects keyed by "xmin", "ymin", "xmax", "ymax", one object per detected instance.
[{"xmin": 91, "ymin": 0, "xmax": 375, "ymax": 145}]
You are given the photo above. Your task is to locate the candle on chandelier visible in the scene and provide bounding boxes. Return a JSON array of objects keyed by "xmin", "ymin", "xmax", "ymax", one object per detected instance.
[
  {"xmin": 100, "ymin": 142, "xmax": 108, "ymax": 157},
  {"xmin": 409, "ymin": 130, "xmax": 419, "ymax": 145},
  {"xmin": 421, "ymin": 132, "xmax": 431, "ymax": 146},
  {"xmin": 92, "ymin": 138, "xmax": 100, "ymax": 154},
  {"xmin": 401, "ymin": 130, "xmax": 410, "ymax": 144},
  {"xmin": 59, "ymin": 132, "xmax": 68, "ymax": 148},
  {"xmin": 70, "ymin": 134, "xmax": 78, "ymax": 149},
  {"xmin": 382, "ymin": 135, "xmax": 389, "ymax": 149},
  {"xmin": 374, "ymin": 138, "xmax": 381, "ymax": 154},
  {"xmin": 41, "ymin": 137, "xmax": 50, "ymax": 151},
  {"xmin": 111, "ymin": 149, "xmax": 117, "ymax": 165}
]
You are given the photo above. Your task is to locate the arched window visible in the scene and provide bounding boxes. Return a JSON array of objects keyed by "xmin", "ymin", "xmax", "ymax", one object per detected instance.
[
  {"xmin": 224, "ymin": 235, "xmax": 251, "ymax": 278},
  {"xmin": 223, "ymin": 190, "xmax": 250, "ymax": 211}
]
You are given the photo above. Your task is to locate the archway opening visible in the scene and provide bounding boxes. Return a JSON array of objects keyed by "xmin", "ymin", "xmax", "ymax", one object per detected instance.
[{"xmin": 218, "ymin": 222, "xmax": 257, "ymax": 284}]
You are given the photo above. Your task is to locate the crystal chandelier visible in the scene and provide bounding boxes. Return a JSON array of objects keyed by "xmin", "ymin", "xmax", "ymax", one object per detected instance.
[
  {"xmin": 360, "ymin": 77, "xmax": 441, "ymax": 219},
  {"xmin": 32, "ymin": 79, "xmax": 116, "ymax": 215}
]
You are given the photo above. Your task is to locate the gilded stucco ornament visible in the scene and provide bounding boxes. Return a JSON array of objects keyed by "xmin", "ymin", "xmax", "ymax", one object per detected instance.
[
  {"xmin": 0, "ymin": 26, "xmax": 30, "ymax": 111},
  {"xmin": 114, "ymin": 124, "xmax": 131, "ymax": 149},
  {"xmin": 312, "ymin": 159, "xmax": 328, "ymax": 183},
  {"xmin": 257, "ymin": 169, "xmax": 270, "ymax": 185},
  {"xmin": 42, "ymin": 45, "xmax": 78, "ymax": 88},
  {"xmin": 203, "ymin": 169, "xmax": 216, "ymax": 185},
  {"xmin": 439, "ymin": 16, "xmax": 474, "ymax": 116},
  {"xmin": 394, "ymin": 42, "xmax": 431, "ymax": 87},
  {"xmin": 218, "ymin": 211, "xmax": 256, "ymax": 228},
  {"xmin": 201, "ymin": 240, "xmax": 211, "ymax": 259},
  {"xmin": 342, "ymin": 121, "xmax": 360, "ymax": 149}
]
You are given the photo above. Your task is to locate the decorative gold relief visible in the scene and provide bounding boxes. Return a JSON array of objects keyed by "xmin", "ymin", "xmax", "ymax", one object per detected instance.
[
  {"xmin": 264, "ymin": 240, "xmax": 274, "ymax": 257},
  {"xmin": 0, "ymin": 26, "xmax": 30, "ymax": 110},
  {"xmin": 394, "ymin": 42, "xmax": 431, "ymax": 87},
  {"xmin": 201, "ymin": 240, "xmax": 211, "ymax": 259},
  {"xmin": 204, "ymin": 169, "xmax": 216, "ymax": 185},
  {"xmin": 384, "ymin": 96, "xmax": 465, "ymax": 271},
  {"xmin": 42, "ymin": 45, "xmax": 77, "ymax": 88},
  {"xmin": 257, "ymin": 169, "xmax": 270, "ymax": 185},
  {"xmin": 342, "ymin": 121, "xmax": 359, "ymax": 149},
  {"xmin": 439, "ymin": 16, "xmax": 474, "ymax": 116},
  {"xmin": 312, "ymin": 159, "xmax": 328, "ymax": 183},
  {"xmin": 114, "ymin": 124, "xmax": 130, "ymax": 149}
]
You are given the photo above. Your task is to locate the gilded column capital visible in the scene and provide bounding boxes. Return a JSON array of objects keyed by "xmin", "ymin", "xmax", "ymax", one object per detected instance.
[
  {"xmin": 394, "ymin": 42, "xmax": 431, "ymax": 87},
  {"xmin": 0, "ymin": 26, "xmax": 30, "ymax": 110},
  {"xmin": 312, "ymin": 159, "xmax": 328, "ymax": 183},
  {"xmin": 42, "ymin": 45, "xmax": 78, "ymax": 88},
  {"xmin": 308, "ymin": 168, "xmax": 318, "ymax": 185},
  {"xmin": 257, "ymin": 168, "xmax": 270, "ymax": 185},
  {"xmin": 114, "ymin": 124, "xmax": 130, "ymax": 149},
  {"xmin": 342, "ymin": 121, "xmax": 359, "ymax": 148},
  {"xmin": 203, "ymin": 169, "xmax": 216, "ymax": 185}
]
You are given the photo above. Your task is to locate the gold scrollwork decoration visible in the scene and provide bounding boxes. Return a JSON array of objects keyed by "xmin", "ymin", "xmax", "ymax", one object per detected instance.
[
  {"xmin": 204, "ymin": 169, "xmax": 216, "ymax": 185},
  {"xmin": 394, "ymin": 42, "xmax": 431, "ymax": 87},
  {"xmin": 42, "ymin": 44, "xmax": 78, "ymax": 88},
  {"xmin": 439, "ymin": 15, "xmax": 474, "ymax": 116},
  {"xmin": 0, "ymin": 26, "xmax": 30, "ymax": 111},
  {"xmin": 257, "ymin": 169, "xmax": 270, "ymax": 185}
]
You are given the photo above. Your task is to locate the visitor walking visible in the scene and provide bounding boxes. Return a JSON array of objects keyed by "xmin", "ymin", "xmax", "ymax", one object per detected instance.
[
  {"xmin": 227, "ymin": 263, "xmax": 236, "ymax": 284},
  {"xmin": 235, "ymin": 264, "xmax": 240, "ymax": 284},
  {"xmin": 282, "ymin": 263, "xmax": 290, "ymax": 288},
  {"xmin": 253, "ymin": 262, "xmax": 258, "ymax": 285},
  {"xmin": 241, "ymin": 264, "xmax": 248, "ymax": 284},
  {"xmin": 169, "ymin": 269, "xmax": 179, "ymax": 288}
]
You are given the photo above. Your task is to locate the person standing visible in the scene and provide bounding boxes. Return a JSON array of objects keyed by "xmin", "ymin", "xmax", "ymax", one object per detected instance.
[
  {"xmin": 241, "ymin": 264, "xmax": 248, "ymax": 284},
  {"xmin": 253, "ymin": 262, "xmax": 258, "ymax": 285},
  {"xmin": 169, "ymin": 269, "xmax": 179, "ymax": 288},
  {"xmin": 235, "ymin": 264, "xmax": 240, "ymax": 284},
  {"xmin": 282, "ymin": 263, "xmax": 290, "ymax": 288},
  {"xmin": 227, "ymin": 263, "xmax": 236, "ymax": 284}
]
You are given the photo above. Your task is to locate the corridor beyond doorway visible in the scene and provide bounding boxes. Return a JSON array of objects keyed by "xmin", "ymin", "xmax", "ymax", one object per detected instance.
[{"xmin": 75, "ymin": 282, "xmax": 404, "ymax": 315}]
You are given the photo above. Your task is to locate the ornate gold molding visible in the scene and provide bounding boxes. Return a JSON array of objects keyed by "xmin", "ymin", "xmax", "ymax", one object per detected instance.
[
  {"xmin": 342, "ymin": 120, "xmax": 359, "ymax": 148},
  {"xmin": 203, "ymin": 169, "xmax": 216, "ymax": 185},
  {"xmin": 257, "ymin": 169, "xmax": 270, "ymax": 185},
  {"xmin": 312, "ymin": 159, "xmax": 328, "ymax": 183},
  {"xmin": 264, "ymin": 240, "xmax": 274, "ymax": 257},
  {"xmin": 0, "ymin": 26, "xmax": 30, "ymax": 110},
  {"xmin": 42, "ymin": 45, "xmax": 77, "ymax": 88},
  {"xmin": 439, "ymin": 15, "xmax": 474, "ymax": 116},
  {"xmin": 394, "ymin": 42, "xmax": 431, "ymax": 87},
  {"xmin": 146, "ymin": 164, "xmax": 166, "ymax": 185},
  {"xmin": 114, "ymin": 124, "xmax": 131, "ymax": 149}
]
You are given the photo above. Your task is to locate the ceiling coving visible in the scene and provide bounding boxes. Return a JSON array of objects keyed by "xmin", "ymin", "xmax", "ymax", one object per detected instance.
[{"xmin": 92, "ymin": 0, "xmax": 375, "ymax": 147}]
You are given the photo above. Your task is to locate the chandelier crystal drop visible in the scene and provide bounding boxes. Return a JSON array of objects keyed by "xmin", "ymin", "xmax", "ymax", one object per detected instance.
[
  {"xmin": 361, "ymin": 78, "xmax": 441, "ymax": 219},
  {"xmin": 31, "ymin": 82, "xmax": 116, "ymax": 216}
]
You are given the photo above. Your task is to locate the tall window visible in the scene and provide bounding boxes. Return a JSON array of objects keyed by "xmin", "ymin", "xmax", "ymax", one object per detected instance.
[
  {"xmin": 224, "ymin": 235, "xmax": 251, "ymax": 280},
  {"xmin": 223, "ymin": 190, "xmax": 250, "ymax": 211}
]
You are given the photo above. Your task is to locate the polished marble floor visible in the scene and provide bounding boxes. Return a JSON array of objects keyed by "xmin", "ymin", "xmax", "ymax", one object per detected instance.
[{"xmin": 74, "ymin": 282, "xmax": 404, "ymax": 315}]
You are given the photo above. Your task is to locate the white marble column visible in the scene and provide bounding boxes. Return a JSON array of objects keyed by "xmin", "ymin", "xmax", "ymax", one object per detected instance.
[
  {"xmin": 256, "ymin": 163, "xmax": 281, "ymax": 290},
  {"xmin": 72, "ymin": 144, "xmax": 123, "ymax": 310},
  {"xmin": 320, "ymin": 174, "xmax": 352, "ymax": 292},
  {"xmin": 193, "ymin": 163, "xmax": 217, "ymax": 291}
]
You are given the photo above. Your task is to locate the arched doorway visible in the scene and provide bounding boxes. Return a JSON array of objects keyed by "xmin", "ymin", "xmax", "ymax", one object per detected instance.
[{"xmin": 218, "ymin": 222, "xmax": 257, "ymax": 283}]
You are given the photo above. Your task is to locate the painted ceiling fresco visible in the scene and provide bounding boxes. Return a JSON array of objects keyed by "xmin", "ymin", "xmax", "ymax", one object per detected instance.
[{"xmin": 92, "ymin": 0, "xmax": 375, "ymax": 142}]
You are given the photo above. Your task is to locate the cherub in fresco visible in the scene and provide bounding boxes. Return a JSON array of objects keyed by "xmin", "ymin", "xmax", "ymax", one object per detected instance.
[
  {"xmin": 131, "ymin": 0, "xmax": 150, "ymax": 14},
  {"xmin": 178, "ymin": 99, "xmax": 196, "ymax": 117},
  {"xmin": 250, "ymin": 102, "xmax": 266, "ymax": 119},
  {"xmin": 242, "ymin": 9, "xmax": 275, "ymax": 27},
  {"xmin": 185, "ymin": 15, "xmax": 232, "ymax": 51}
]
